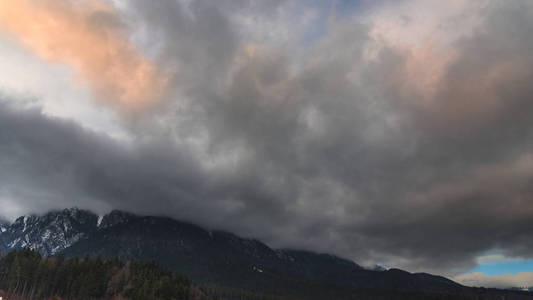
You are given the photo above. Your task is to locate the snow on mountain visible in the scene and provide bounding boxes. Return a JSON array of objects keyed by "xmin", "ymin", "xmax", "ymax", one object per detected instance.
[
  {"xmin": 371, "ymin": 264, "xmax": 390, "ymax": 271},
  {"xmin": 0, "ymin": 209, "xmax": 142, "ymax": 256},
  {"xmin": 97, "ymin": 215, "xmax": 104, "ymax": 227},
  {"xmin": 0, "ymin": 221, "xmax": 7, "ymax": 233},
  {"xmin": 0, "ymin": 208, "xmax": 98, "ymax": 256},
  {"xmin": 98, "ymin": 209, "xmax": 135, "ymax": 229}
]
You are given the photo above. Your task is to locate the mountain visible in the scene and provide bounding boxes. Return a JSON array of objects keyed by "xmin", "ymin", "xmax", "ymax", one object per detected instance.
[
  {"xmin": 0, "ymin": 208, "xmax": 97, "ymax": 256},
  {"xmin": 0, "ymin": 208, "xmax": 531, "ymax": 300}
]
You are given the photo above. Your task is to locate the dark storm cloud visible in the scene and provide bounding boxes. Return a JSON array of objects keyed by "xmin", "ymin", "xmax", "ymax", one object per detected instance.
[{"xmin": 3, "ymin": 0, "xmax": 533, "ymax": 275}]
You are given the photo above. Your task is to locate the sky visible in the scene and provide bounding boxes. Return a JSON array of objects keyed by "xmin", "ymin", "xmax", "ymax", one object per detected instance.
[{"xmin": 1, "ymin": 0, "xmax": 533, "ymax": 288}]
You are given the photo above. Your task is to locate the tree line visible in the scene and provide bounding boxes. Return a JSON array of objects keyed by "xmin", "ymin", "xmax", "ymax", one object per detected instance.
[
  {"xmin": 0, "ymin": 249, "xmax": 297, "ymax": 300},
  {"xmin": 0, "ymin": 249, "xmax": 211, "ymax": 299}
]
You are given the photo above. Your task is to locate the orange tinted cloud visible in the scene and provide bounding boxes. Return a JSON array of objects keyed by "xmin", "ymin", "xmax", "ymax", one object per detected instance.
[{"xmin": 0, "ymin": 0, "xmax": 167, "ymax": 112}]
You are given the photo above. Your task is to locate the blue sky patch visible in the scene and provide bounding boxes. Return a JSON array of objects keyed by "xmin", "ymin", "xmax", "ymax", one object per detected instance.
[{"xmin": 472, "ymin": 259, "xmax": 533, "ymax": 276}]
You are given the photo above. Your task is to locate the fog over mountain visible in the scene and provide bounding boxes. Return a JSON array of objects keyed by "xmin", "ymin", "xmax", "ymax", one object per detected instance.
[{"xmin": 1, "ymin": 0, "xmax": 533, "ymax": 284}]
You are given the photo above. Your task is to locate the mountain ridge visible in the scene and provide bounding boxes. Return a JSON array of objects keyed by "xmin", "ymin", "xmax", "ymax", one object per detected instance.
[{"xmin": 0, "ymin": 208, "xmax": 363, "ymax": 267}]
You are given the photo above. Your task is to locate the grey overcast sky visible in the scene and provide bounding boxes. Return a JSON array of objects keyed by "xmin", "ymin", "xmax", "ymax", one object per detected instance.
[{"xmin": 1, "ymin": 0, "xmax": 533, "ymax": 287}]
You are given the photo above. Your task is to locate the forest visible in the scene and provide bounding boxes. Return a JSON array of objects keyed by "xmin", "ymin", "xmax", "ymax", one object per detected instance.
[
  {"xmin": 0, "ymin": 249, "xmax": 210, "ymax": 299},
  {"xmin": 0, "ymin": 249, "xmax": 297, "ymax": 300},
  {"xmin": 0, "ymin": 249, "xmax": 530, "ymax": 300}
]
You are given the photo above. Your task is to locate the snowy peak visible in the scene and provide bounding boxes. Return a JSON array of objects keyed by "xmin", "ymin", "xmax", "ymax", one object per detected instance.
[
  {"xmin": 0, "ymin": 208, "xmax": 98, "ymax": 256},
  {"xmin": 0, "ymin": 208, "xmax": 141, "ymax": 256}
]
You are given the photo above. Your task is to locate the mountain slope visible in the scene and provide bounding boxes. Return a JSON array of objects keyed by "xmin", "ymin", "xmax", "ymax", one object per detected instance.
[
  {"xmin": 0, "ymin": 208, "xmax": 97, "ymax": 256},
  {"xmin": 63, "ymin": 211, "xmax": 374, "ymax": 291}
]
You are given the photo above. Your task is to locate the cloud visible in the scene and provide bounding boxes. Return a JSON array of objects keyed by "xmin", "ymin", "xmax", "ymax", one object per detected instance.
[
  {"xmin": 1, "ymin": 0, "xmax": 533, "ymax": 277},
  {"xmin": 476, "ymin": 255, "xmax": 523, "ymax": 265},
  {"xmin": 454, "ymin": 272, "xmax": 533, "ymax": 289},
  {"xmin": 0, "ymin": 0, "xmax": 167, "ymax": 112}
]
